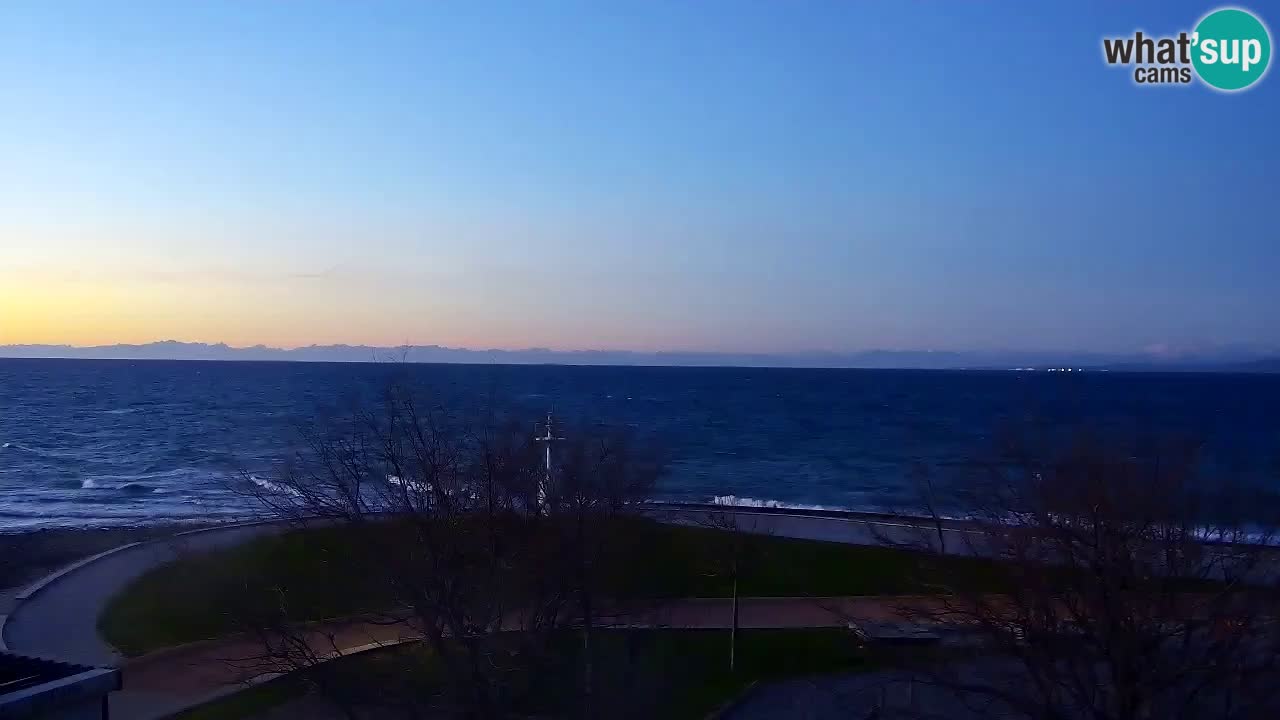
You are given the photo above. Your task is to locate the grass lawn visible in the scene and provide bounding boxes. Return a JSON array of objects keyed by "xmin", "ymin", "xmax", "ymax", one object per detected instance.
[
  {"xmin": 101, "ymin": 516, "xmax": 1000, "ymax": 656},
  {"xmin": 170, "ymin": 628, "xmax": 880, "ymax": 720},
  {"xmin": 606, "ymin": 518, "xmax": 1004, "ymax": 598},
  {"xmin": 613, "ymin": 627, "xmax": 884, "ymax": 718},
  {"xmin": 171, "ymin": 677, "xmax": 306, "ymax": 720}
]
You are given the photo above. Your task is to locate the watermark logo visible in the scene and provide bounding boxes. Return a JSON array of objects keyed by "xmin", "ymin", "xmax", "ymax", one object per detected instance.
[{"xmin": 1102, "ymin": 6, "xmax": 1271, "ymax": 92}]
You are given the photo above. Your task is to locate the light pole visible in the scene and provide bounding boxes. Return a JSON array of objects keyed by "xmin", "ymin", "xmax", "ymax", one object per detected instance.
[{"xmin": 534, "ymin": 412, "xmax": 563, "ymax": 514}]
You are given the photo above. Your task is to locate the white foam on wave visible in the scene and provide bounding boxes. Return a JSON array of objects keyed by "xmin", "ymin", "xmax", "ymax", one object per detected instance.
[
  {"xmin": 710, "ymin": 495, "xmax": 847, "ymax": 512},
  {"xmin": 4, "ymin": 442, "xmax": 89, "ymax": 461},
  {"xmin": 249, "ymin": 474, "xmax": 302, "ymax": 497},
  {"xmin": 387, "ymin": 474, "xmax": 431, "ymax": 493},
  {"xmin": 77, "ymin": 477, "xmax": 165, "ymax": 493},
  {"xmin": 1, "ymin": 442, "xmax": 9, "ymax": 448}
]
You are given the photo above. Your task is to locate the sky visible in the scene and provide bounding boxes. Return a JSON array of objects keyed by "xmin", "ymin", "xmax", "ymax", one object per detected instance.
[{"xmin": 2, "ymin": 1, "xmax": 1277, "ymax": 355}]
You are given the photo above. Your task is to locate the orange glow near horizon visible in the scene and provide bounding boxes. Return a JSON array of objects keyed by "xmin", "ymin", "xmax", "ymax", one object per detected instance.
[{"xmin": 0, "ymin": 276, "xmax": 735, "ymax": 353}]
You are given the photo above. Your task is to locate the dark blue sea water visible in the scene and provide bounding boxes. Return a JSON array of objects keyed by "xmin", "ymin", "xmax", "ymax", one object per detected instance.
[{"xmin": 1, "ymin": 358, "xmax": 1278, "ymax": 530}]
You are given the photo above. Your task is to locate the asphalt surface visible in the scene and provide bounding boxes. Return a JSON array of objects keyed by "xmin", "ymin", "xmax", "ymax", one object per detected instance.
[
  {"xmin": 0, "ymin": 507, "xmax": 973, "ymax": 719},
  {"xmin": 2, "ymin": 507, "xmax": 976, "ymax": 665},
  {"xmin": 2, "ymin": 522, "xmax": 285, "ymax": 666},
  {"xmin": 648, "ymin": 504, "xmax": 985, "ymax": 553},
  {"xmin": 109, "ymin": 595, "xmax": 928, "ymax": 720}
]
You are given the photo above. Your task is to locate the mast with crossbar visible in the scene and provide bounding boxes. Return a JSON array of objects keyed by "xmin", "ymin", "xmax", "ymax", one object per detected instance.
[{"xmin": 534, "ymin": 412, "xmax": 563, "ymax": 513}]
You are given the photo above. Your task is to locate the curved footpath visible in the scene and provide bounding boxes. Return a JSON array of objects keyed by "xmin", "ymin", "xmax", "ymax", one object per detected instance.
[
  {"xmin": 1, "ymin": 521, "xmax": 288, "ymax": 665},
  {"xmin": 1, "ymin": 507, "xmax": 959, "ymax": 719},
  {"xmin": 2, "ymin": 506, "xmax": 967, "ymax": 662},
  {"xmin": 112, "ymin": 595, "xmax": 927, "ymax": 720}
]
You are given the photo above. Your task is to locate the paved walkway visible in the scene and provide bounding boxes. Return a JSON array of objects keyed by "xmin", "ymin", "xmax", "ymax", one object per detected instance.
[
  {"xmin": 2, "ymin": 522, "xmax": 286, "ymax": 666},
  {"xmin": 2, "ymin": 507, "xmax": 964, "ymax": 663},
  {"xmin": 0, "ymin": 508, "xmax": 957, "ymax": 718},
  {"xmin": 112, "ymin": 617, "xmax": 422, "ymax": 719},
  {"xmin": 110, "ymin": 596, "xmax": 932, "ymax": 720},
  {"xmin": 2, "ymin": 508, "xmax": 966, "ymax": 665},
  {"xmin": 648, "ymin": 504, "xmax": 985, "ymax": 554}
]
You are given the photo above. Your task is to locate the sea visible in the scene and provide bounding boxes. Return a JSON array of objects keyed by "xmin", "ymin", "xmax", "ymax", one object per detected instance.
[{"xmin": 1, "ymin": 358, "xmax": 1278, "ymax": 531}]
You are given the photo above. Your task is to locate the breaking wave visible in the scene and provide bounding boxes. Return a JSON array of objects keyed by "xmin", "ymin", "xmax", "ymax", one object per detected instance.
[
  {"xmin": 249, "ymin": 474, "xmax": 302, "ymax": 497},
  {"xmin": 387, "ymin": 474, "xmax": 431, "ymax": 492},
  {"xmin": 710, "ymin": 495, "xmax": 848, "ymax": 512},
  {"xmin": 78, "ymin": 478, "xmax": 158, "ymax": 493}
]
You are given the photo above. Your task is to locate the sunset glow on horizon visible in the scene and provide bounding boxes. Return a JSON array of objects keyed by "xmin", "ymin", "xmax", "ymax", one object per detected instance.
[{"xmin": 3, "ymin": 1, "xmax": 1278, "ymax": 356}]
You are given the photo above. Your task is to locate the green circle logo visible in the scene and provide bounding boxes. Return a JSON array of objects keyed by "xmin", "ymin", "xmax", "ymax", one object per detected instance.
[{"xmin": 1192, "ymin": 8, "xmax": 1272, "ymax": 91}]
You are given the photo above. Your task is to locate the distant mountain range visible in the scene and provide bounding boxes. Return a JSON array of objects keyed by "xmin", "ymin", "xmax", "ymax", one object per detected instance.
[{"xmin": 1, "ymin": 341, "xmax": 1277, "ymax": 372}]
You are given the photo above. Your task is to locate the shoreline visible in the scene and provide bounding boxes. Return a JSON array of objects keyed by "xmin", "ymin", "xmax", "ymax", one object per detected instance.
[
  {"xmin": 3, "ymin": 498, "xmax": 1268, "ymax": 604},
  {"xmin": 645, "ymin": 501, "xmax": 944, "ymax": 525},
  {"xmin": 0, "ymin": 502, "xmax": 914, "ymax": 593},
  {"xmin": 0, "ymin": 499, "xmax": 898, "ymax": 537}
]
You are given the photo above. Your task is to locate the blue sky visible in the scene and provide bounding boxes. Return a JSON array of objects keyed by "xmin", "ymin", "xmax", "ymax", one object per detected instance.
[{"xmin": 2, "ymin": 1, "xmax": 1276, "ymax": 354}]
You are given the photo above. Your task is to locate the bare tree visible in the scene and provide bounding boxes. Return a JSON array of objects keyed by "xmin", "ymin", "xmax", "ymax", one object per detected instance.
[
  {"xmin": 547, "ymin": 426, "xmax": 663, "ymax": 718},
  {"xmin": 230, "ymin": 384, "xmax": 662, "ymax": 718},
  {"xmin": 883, "ymin": 434, "xmax": 1280, "ymax": 720},
  {"xmin": 911, "ymin": 462, "xmax": 948, "ymax": 556}
]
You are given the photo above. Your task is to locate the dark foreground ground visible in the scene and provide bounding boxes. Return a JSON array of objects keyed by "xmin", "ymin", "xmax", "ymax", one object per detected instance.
[{"xmin": 169, "ymin": 629, "xmax": 891, "ymax": 720}]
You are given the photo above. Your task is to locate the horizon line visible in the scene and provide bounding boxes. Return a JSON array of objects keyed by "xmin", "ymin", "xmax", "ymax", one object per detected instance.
[
  {"xmin": 0, "ymin": 339, "xmax": 1275, "ymax": 373},
  {"xmin": 0, "ymin": 338, "xmax": 1241, "ymax": 357}
]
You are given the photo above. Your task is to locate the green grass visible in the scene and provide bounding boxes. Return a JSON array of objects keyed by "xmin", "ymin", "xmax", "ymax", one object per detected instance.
[
  {"xmin": 600, "ymin": 518, "xmax": 1005, "ymax": 598},
  {"xmin": 600, "ymin": 627, "xmax": 882, "ymax": 719},
  {"xmin": 168, "ymin": 628, "xmax": 877, "ymax": 720},
  {"xmin": 168, "ymin": 677, "xmax": 306, "ymax": 720},
  {"xmin": 100, "ymin": 525, "xmax": 394, "ymax": 656},
  {"xmin": 101, "ymin": 517, "xmax": 1000, "ymax": 656}
]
